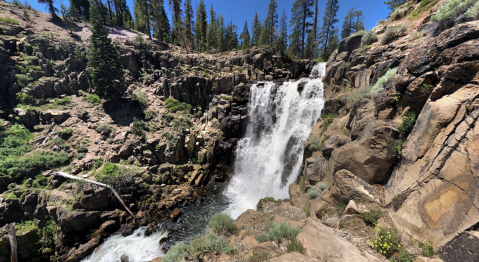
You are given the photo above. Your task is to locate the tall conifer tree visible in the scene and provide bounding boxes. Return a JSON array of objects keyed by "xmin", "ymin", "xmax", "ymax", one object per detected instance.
[
  {"xmin": 240, "ymin": 20, "xmax": 251, "ymax": 50},
  {"xmin": 259, "ymin": 0, "xmax": 278, "ymax": 46},
  {"xmin": 251, "ymin": 11, "xmax": 262, "ymax": 46},
  {"xmin": 195, "ymin": 0, "xmax": 207, "ymax": 52},
  {"xmin": 87, "ymin": 0, "xmax": 125, "ymax": 100},
  {"xmin": 289, "ymin": 0, "xmax": 314, "ymax": 58},
  {"xmin": 275, "ymin": 10, "xmax": 288, "ymax": 55},
  {"xmin": 206, "ymin": 4, "xmax": 216, "ymax": 50},
  {"xmin": 318, "ymin": 0, "xmax": 339, "ymax": 60},
  {"xmin": 183, "ymin": 0, "xmax": 195, "ymax": 50}
]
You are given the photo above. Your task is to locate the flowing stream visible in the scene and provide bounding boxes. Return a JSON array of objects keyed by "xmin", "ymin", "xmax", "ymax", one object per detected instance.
[{"xmin": 81, "ymin": 63, "xmax": 326, "ymax": 261}]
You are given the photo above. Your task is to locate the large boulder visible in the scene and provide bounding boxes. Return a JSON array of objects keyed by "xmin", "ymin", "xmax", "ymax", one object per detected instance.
[
  {"xmin": 297, "ymin": 218, "xmax": 379, "ymax": 262},
  {"xmin": 57, "ymin": 208, "xmax": 102, "ymax": 233},
  {"xmin": 14, "ymin": 108, "xmax": 40, "ymax": 129},
  {"xmin": 328, "ymin": 125, "xmax": 399, "ymax": 184}
]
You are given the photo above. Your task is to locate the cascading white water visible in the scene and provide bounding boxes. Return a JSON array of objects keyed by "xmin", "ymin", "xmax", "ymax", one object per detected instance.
[
  {"xmin": 82, "ymin": 228, "xmax": 167, "ymax": 262},
  {"xmin": 224, "ymin": 63, "xmax": 327, "ymax": 218}
]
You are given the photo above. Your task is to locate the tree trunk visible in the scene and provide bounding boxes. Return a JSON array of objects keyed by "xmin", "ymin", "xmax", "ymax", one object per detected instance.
[
  {"xmin": 5, "ymin": 223, "xmax": 17, "ymax": 262},
  {"xmin": 301, "ymin": 1, "xmax": 306, "ymax": 59},
  {"xmin": 48, "ymin": 0, "xmax": 59, "ymax": 21},
  {"xmin": 311, "ymin": 0, "xmax": 318, "ymax": 60},
  {"xmin": 49, "ymin": 171, "xmax": 139, "ymax": 224},
  {"xmin": 107, "ymin": 0, "xmax": 114, "ymax": 25},
  {"xmin": 155, "ymin": 6, "xmax": 163, "ymax": 42},
  {"xmin": 323, "ymin": 3, "xmax": 333, "ymax": 59},
  {"xmin": 144, "ymin": 0, "xmax": 151, "ymax": 39}
]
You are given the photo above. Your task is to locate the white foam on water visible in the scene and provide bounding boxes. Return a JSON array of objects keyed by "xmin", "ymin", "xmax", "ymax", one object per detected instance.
[{"xmin": 224, "ymin": 63, "xmax": 327, "ymax": 218}]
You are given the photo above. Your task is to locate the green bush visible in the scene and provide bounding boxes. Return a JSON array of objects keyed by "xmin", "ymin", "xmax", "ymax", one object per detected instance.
[
  {"xmin": 56, "ymin": 129, "xmax": 73, "ymax": 139},
  {"xmin": 53, "ymin": 97, "xmax": 71, "ymax": 106},
  {"xmin": 392, "ymin": 139, "xmax": 403, "ymax": 159},
  {"xmin": 391, "ymin": 7, "xmax": 407, "ymax": 20},
  {"xmin": 368, "ymin": 226, "xmax": 403, "ymax": 258},
  {"xmin": 84, "ymin": 94, "xmax": 101, "ymax": 104},
  {"xmin": 431, "ymin": 0, "xmax": 475, "ymax": 21},
  {"xmin": 380, "ymin": 24, "xmax": 408, "ymax": 45},
  {"xmin": 94, "ymin": 163, "xmax": 135, "ymax": 189},
  {"xmin": 370, "ymin": 67, "xmax": 398, "ymax": 93},
  {"xmin": 162, "ymin": 241, "xmax": 187, "ymax": 262},
  {"xmin": 256, "ymin": 233, "xmax": 269, "ymax": 243},
  {"xmin": 338, "ymin": 62, "xmax": 351, "ymax": 70},
  {"xmin": 398, "ymin": 111, "xmax": 417, "ymax": 137},
  {"xmin": 0, "ymin": 17, "xmax": 20, "ymax": 25},
  {"xmin": 418, "ymin": 240, "xmax": 434, "ymax": 257},
  {"xmin": 133, "ymin": 33, "xmax": 146, "ymax": 49},
  {"xmin": 286, "ymin": 238, "xmax": 305, "ymax": 254},
  {"xmin": 132, "ymin": 90, "xmax": 149, "ymax": 108},
  {"xmin": 0, "ymin": 152, "xmax": 71, "ymax": 178},
  {"xmin": 186, "ymin": 232, "xmax": 235, "ymax": 258},
  {"xmin": 256, "ymin": 197, "xmax": 282, "ymax": 211},
  {"xmin": 307, "ymin": 187, "xmax": 322, "ymax": 199},
  {"xmin": 358, "ymin": 45, "xmax": 370, "ymax": 55},
  {"xmin": 0, "ymin": 124, "xmax": 33, "ymax": 159},
  {"xmin": 361, "ymin": 209, "xmax": 381, "ymax": 226},
  {"xmin": 15, "ymin": 74, "xmax": 32, "ymax": 87},
  {"xmin": 208, "ymin": 213, "xmax": 237, "ymax": 234},
  {"xmin": 464, "ymin": 1, "xmax": 479, "ymax": 18},
  {"xmin": 361, "ymin": 29, "xmax": 378, "ymax": 46},
  {"xmin": 15, "ymin": 220, "xmax": 38, "ymax": 235},
  {"xmin": 96, "ymin": 123, "xmax": 113, "ymax": 135},
  {"xmin": 163, "ymin": 233, "xmax": 235, "ymax": 262},
  {"xmin": 131, "ymin": 117, "xmax": 147, "ymax": 135},
  {"xmin": 164, "ymin": 97, "xmax": 192, "ymax": 112},
  {"xmin": 248, "ymin": 249, "xmax": 268, "ymax": 262},
  {"xmin": 144, "ymin": 110, "xmax": 156, "ymax": 121},
  {"xmin": 267, "ymin": 222, "xmax": 301, "ymax": 242}
]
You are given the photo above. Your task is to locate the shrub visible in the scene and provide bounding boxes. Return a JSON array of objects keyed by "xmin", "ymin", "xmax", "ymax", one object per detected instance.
[
  {"xmin": 338, "ymin": 62, "xmax": 351, "ymax": 70},
  {"xmin": 391, "ymin": 249, "xmax": 413, "ymax": 262},
  {"xmin": 358, "ymin": 45, "xmax": 370, "ymax": 55},
  {"xmin": 267, "ymin": 222, "xmax": 301, "ymax": 242},
  {"xmin": 164, "ymin": 97, "xmax": 192, "ymax": 112},
  {"xmin": 53, "ymin": 97, "xmax": 72, "ymax": 106},
  {"xmin": 133, "ymin": 33, "xmax": 146, "ymax": 49},
  {"xmin": 391, "ymin": 7, "xmax": 407, "ymax": 20},
  {"xmin": 0, "ymin": 17, "xmax": 20, "ymax": 25},
  {"xmin": 368, "ymin": 226, "xmax": 403, "ymax": 258},
  {"xmin": 94, "ymin": 163, "xmax": 135, "ymax": 189},
  {"xmin": 256, "ymin": 233, "xmax": 269, "ymax": 243},
  {"xmin": 370, "ymin": 67, "xmax": 398, "ymax": 93},
  {"xmin": 84, "ymin": 94, "xmax": 101, "ymax": 104},
  {"xmin": 208, "ymin": 213, "xmax": 237, "ymax": 234},
  {"xmin": 303, "ymin": 206, "xmax": 310, "ymax": 217},
  {"xmin": 131, "ymin": 117, "xmax": 147, "ymax": 135},
  {"xmin": 286, "ymin": 238, "xmax": 305, "ymax": 254},
  {"xmin": 186, "ymin": 232, "xmax": 235, "ymax": 258},
  {"xmin": 15, "ymin": 221, "xmax": 38, "ymax": 235},
  {"xmin": 464, "ymin": 1, "xmax": 479, "ymax": 18},
  {"xmin": 132, "ymin": 90, "xmax": 149, "ymax": 108},
  {"xmin": 0, "ymin": 152, "xmax": 71, "ymax": 178},
  {"xmin": 144, "ymin": 110, "xmax": 156, "ymax": 121},
  {"xmin": 162, "ymin": 241, "xmax": 187, "ymax": 262},
  {"xmin": 431, "ymin": 0, "xmax": 475, "ymax": 21},
  {"xmin": 380, "ymin": 24, "xmax": 408, "ymax": 45},
  {"xmin": 417, "ymin": 240, "xmax": 434, "ymax": 257},
  {"xmin": 256, "ymin": 197, "xmax": 281, "ymax": 211},
  {"xmin": 308, "ymin": 135, "xmax": 322, "ymax": 150},
  {"xmin": 307, "ymin": 187, "xmax": 322, "ymax": 199},
  {"xmin": 352, "ymin": 30, "xmax": 366, "ymax": 36},
  {"xmin": 258, "ymin": 74, "xmax": 264, "ymax": 81},
  {"xmin": 398, "ymin": 111, "xmax": 417, "ymax": 137},
  {"xmin": 76, "ymin": 153, "xmax": 86, "ymax": 159},
  {"xmin": 248, "ymin": 249, "xmax": 268, "ymax": 262},
  {"xmin": 392, "ymin": 139, "xmax": 403, "ymax": 159},
  {"xmin": 96, "ymin": 123, "xmax": 113, "ymax": 135},
  {"xmin": 361, "ymin": 209, "xmax": 381, "ymax": 226},
  {"xmin": 15, "ymin": 74, "xmax": 32, "ymax": 87},
  {"xmin": 56, "ymin": 129, "xmax": 73, "ymax": 139}
]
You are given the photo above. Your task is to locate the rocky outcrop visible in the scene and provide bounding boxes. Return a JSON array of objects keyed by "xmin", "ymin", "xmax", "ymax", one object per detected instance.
[{"xmin": 303, "ymin": 13, "xmax": 479, "ymax": 262}]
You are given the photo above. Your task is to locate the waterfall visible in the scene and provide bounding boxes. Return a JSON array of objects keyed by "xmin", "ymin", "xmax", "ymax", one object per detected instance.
[{"xmin": 224, "ymin": 63, "xmax": 327, "ymax": 218}]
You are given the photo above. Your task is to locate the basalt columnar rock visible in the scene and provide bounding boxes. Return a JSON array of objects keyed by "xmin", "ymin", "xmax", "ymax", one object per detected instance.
[{"xmin": 301, "ymin": 9, "xmax": 479, "ymax": 262}]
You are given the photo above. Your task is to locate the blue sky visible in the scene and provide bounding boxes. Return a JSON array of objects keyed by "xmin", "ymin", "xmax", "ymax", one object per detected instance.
[{"xmin": 25, "ymin": 0, "xmax": 390, "ymax": 34}]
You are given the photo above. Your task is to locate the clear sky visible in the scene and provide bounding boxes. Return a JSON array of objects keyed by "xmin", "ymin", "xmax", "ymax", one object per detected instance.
[{"xmin": 25, "ymin": 0, "xmax": 390, "ymax": 35}]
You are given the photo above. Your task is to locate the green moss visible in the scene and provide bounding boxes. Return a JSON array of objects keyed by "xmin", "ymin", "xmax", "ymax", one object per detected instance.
[{"xmin": 0, "ymin": 17, "xmax": 20, "ymax": 25}]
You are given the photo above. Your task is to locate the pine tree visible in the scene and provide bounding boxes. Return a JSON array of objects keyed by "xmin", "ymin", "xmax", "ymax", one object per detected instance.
[
  {"xmin": 275, "ymin": 10, "xmax": 288, "ymax": 55},
  {"xmin": 318, "ymin": 0, "xmax": 339, "ymax": 60},
  {"xmin": 225, "ymin": 21, "xmax": 238, "ymax": 51},
  {"xmin": 341, "ymin": 7, "xmax": 355, "ymax": 39},
  {"xmin": 38, "ymin": 0, "xmax": 60, "ymax": 21},
  {"xmin": 168, "ymin": 0, "xmax": 183, "ymax": 45},
  {"xmin": 150, "ymin": 0, "xmax": 164, "ymax": 41},
  {"xmin": 216, "ymin": 14, "xmax": 225, "ymax": 52},
  {"xmin": 159, "ymin": 4, "xmax": 171, "ymax": 42},
  {"xmin": 87, "ymin": 1, "xmax": 125, "ymax": 100},
  {"xmin": 289, "ymin": 0, "xmax": 314, "ymax": 58},
  {"xmin": 354, "ymin": 10, "xmax": 365, "ymax": 32},
  {"xmin": 60, "ymin": 2, "xmax": 76, "ymax": 33},
  {"xmin": 183, "ymin": 0, "xmax": 195, "ymax": 50},
  {"xmin": 251, "ymin": 11, "xmax": 262, "ymax": 47},
  {"xmin": 240, "ymin": 20, "xmax": 251, "ymax": 50},
  {"xmin": 70, "ymin": 0, "xmax": 90, "ymax": 21},
  {"xmin": 384, "ymin": 0, "xmax": 406, "ymax": 12},
  {"xmin": 310, "ymin": 0, "xmax": 319, "ymax": 60},
  {"xmin": 195, "ymin": 0, "xmax": 207, "ymax": 52},
  {"xmin": 304, "ymin": 29, "xmax": 315, "ymax": 59},
  {"xmin": 258, "ymin": 0, "xmax": 278, "ymax": 47},
  {"xmin": 133, "ymin": 0, "xmax": 147, "ymax": 33},
  {"xmin": 206, "ymin": 4, "xmax": 216, "ymax": 51}
]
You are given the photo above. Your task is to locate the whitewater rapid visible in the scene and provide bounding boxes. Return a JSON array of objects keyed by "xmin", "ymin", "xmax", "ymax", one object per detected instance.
[{"xmin": 224, "ymin": 63, "xmax": 326, "ymax": 218}]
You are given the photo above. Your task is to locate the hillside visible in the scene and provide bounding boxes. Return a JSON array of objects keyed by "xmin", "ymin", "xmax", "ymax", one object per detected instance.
[{"xmin": 0, "ymin": 0, "xmax": 479, "ymax": 262}]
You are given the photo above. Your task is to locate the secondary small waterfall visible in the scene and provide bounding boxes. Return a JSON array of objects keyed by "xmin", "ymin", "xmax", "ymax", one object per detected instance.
[{"xmin": 225, "ymin": 63, "xmax": 326, "ymax": 218}]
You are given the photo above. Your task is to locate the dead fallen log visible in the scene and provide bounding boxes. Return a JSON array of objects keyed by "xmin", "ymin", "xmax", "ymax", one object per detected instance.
[
  {"xmin": 5, "ymin": 223, "xmax": 17, "ymax": 262},
  {"xmin": 48, "ymin": 171, "xmax": 138, "ymax": 224}
]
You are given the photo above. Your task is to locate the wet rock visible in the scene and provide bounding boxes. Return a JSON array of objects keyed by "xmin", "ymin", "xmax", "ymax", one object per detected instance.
[
  {"xmin": 100, "ymin": 220, "xmax": 119, "ymax": 233},
  {"xmin": 171, "ymin": 208, "xmax": 182, "ymax": 222},
  {"xmin": 120, "ymin": 254, "xmax": 130, "ymax": 262},
  {"xmin": 121, "ymin": 224, "xmax": 137, "ymax": 237},
  {"xmin": 70, "ymin": 238, "xmax": 100, "ymax": 261}
]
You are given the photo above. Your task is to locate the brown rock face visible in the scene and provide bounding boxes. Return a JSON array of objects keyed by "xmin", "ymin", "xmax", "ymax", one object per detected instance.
[
  {"xmin": 171, "ymin": 208, "xmax": 182, "ymax": 221},
  {"xmin": 328, "ymin": 125, "xmax": 399, "ymax": 184}
]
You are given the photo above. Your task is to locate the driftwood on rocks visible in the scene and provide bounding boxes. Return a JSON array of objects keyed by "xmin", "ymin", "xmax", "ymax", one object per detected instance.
[
  {"xmin": 5, "ymin": 223, "xmax": 17, "ymax": 262},
  {"xmin": 33, "ymin": 122, "xmax": 56, "ymax": 149},
  {"xmin": 49, "ymin": 171, "xmax": 138, "ymax": 224}
]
